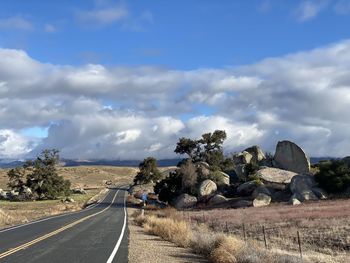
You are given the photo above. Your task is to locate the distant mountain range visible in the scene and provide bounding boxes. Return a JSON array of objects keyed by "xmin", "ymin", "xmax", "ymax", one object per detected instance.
[{"xmin": 0, "ymin": 158, "xmax": 183, "ymax": 168}]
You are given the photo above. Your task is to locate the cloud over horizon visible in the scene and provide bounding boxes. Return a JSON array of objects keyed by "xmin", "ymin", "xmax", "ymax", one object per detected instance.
[{"xmin": 1, "ymin": 40, "xmax": 350, "ymax": 159}]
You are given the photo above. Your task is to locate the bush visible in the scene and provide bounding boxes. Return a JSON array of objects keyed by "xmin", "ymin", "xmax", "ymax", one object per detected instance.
[
  {"xmin": 315, "ymin": 160, "xmax": 350, "ymax": 193},
  {"xmin": 154, "ymin": 171, "xmax": 182, "ymax": 203},
  {"xmin": 180, "ymin": 159, "xmax": 198, "ymax": 195}
]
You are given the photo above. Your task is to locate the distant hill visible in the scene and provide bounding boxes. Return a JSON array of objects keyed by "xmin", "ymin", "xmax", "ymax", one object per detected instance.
[
  {"xmin": 0, "ymin": 158, "xmax": 182, "ymax": 168},
  {"xmin": 0, "ymin": 157, "xmax": 338, "ymax": 169}
]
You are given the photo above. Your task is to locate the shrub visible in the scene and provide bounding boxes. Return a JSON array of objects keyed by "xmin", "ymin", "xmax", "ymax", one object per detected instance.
[
  {"xmin": 154, "ymin": 171, "xmax": 182, "ymax": 203},
  {"xmin": 315, "ymin": 160, "xmax": 350, "ymax": 193},
  {"xmin": 180, "ymin": 159, "xmax": 198, "ymax": 195}
]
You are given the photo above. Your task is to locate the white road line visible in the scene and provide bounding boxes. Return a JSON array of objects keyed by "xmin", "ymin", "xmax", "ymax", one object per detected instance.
[
  {"xmin": 0, "ymin": 189, "xmax": 112, "ymax": 234},
  {"xmin": 106, "ymin": 190, "xmax": 127, "ymax": 263}
]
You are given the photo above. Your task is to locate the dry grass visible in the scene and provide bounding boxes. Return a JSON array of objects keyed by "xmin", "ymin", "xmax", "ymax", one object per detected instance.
[
  {"xmin": 132, "ymin": 209, "xmax": 304, "ymax": 263},
  {"xmin": 184, "ymin": 199, "xmax": 350, "ymax": 262},
  {"xmin": 0, "ymin": 189, "xmax": 101, "ymax": 229}
]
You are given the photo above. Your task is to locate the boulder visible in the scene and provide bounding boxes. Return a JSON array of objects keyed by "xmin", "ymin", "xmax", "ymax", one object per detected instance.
[
  {"xmin": 233, "ymin": 151, "xmax": 253, "ymax": 165},
  {"xmin": 312, "ymin": 187, "xmax": 327, "ymax": 200},
  {"xmin": 64, "ymin": 197, "xmax": 75, "ymax": 203},
  {"xmin": 198, "ymin": 179, "xmax": 217, "ymax": 198},
  {"xmin": 174, "ymin": 194, "xmax": 197, "ymax": 209},
  {"xmin": 273, "ymin": 140, "xmax": 311, "ymax": 173},
  {"xmin": 208, "ymin": 194, "xmax": 228, "ymax": 205},
  {"xmin": 219, "ymin": 172, "xmax": 230, "ymax": 186},
  {"xmin": 289, "ymin": 194, "xmax": 301, "ymax": 205},
  {"xmin": 234, "ymin": 164, "xmax": 248, "ymax": 181},
  {"xmin": 237, "ymin": 181, "xmax": 257, "ymax": 196},
  {"xmin": 253, "ymin": 193, "xmax": 271, "ymax": 207},
  {"xmin": 256, "ymin": 167, "xmax": 297, "ymax": 189},
  {"xmin": 271, "ymin": 189, "xmax": 292, "ymax": 202},
  {"xmin": 290, "ymin": 175, "xmax": 318, "ymax": 201},
  {"xmin": 252, "ymin": 185, "xmax": 271, "ymax": 199},
  {"xmin": 244, "ymin": 145, "xmax": 266, "ymax": 163},
  {"xmin": 72, "ymin": 187, "xmax": 87, "ymax": 194},
  {"xmin": 0, "ymin": 189, "xmax": 8, "ymax": 200},
  {"xmin": 197, "ymin": 162, "xmax": 210, "ymax": 169}
]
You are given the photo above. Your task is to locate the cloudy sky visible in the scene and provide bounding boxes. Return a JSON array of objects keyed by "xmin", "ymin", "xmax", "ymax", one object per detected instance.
[{"xmin": 1, "ymin": 0, "xmax": 350, "ymax": 160}]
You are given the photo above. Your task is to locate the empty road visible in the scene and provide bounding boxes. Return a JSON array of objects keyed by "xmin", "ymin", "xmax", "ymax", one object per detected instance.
[{"xmin": 0, "ymin": 187, "xmax": 128, "ymax": 263}]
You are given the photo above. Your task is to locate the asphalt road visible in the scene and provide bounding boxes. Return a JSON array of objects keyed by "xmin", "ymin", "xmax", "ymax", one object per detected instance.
[{"xmin": 0, "ymin": 187, "xmax": 128, "ymax": 263}]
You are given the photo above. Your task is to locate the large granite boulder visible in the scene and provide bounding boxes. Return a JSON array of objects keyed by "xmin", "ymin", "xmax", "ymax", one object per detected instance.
[
  {"xmin": 208, "ymin": 194, "xmax": 228, "ymax": 205},
  {"xmin": 252, "ymin": 185, "xmax": 271, "ymax": 199},
  {"xmin": 290, "ymin": 175, "xmax": 318, "ymax": 201},
  {"xmin": 174, "ymin": 194, "xmax": 197, "ymax": 209},
  {"xmin": 273, "ymin": 140, "xmax": 310, "ymax": 173},
  {"xmin": 256, "ymin": 167, "xmax": 297, "ymax": 190},
  {"xmin": 253, "ymin": 193, "xmax": 271, "ymax": 207},
  {"xmin": 196, "ymin": 162, "xmax": 210, "ymax": 179},
  {"xmin": 244, "ymin": 145, "xmax": 266, "ymax": 163},
  {"xmin": 198, "ymin": 179, "xmax": 217, "ymax": 198},
  {"xmin": 219, "ymin": 171, "xmax": 230, "ymax": 186},
  {"xmin": 237, "ymin": 181, "xmax": 257, "ymax": 196},
  {"xmin": 229, "ymin": 199, "xmax": 253, "ymax": 209},
  {"xmin": 233, "ymin": 151, "xmax": 253, "ymax": 165}
]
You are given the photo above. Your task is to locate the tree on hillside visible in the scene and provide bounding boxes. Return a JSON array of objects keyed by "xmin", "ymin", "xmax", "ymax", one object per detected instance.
[
  {"xmin": 133, "ymin": 157, "xmax": 162, "ymax": 184},
  {"xmin": 7, "ymin": 149, "xmax": 71, "ymax": 200},
  {"xmin": 174, "ymin": 130, "xmax": 231, "ymax": 170}
]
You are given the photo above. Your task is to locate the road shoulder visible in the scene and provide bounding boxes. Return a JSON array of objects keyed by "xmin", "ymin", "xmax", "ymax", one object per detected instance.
[{"xmin": 127, "ymin": 208, "xmax": 207, "ymax": 263}]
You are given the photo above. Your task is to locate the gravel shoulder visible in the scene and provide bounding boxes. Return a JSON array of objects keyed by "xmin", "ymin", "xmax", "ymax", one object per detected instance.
[{"xmin": 127, "ymin": 208, "xmax": 208, "ymax": 263}]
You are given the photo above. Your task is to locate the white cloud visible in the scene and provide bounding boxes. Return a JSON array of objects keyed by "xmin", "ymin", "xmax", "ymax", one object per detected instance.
[
  {"xmin": 0, "ymin": 16, "xmax": 33, "ymax": 30},
  {"xmin": 77, "ymin": 6, "xmax": 128, "ymax": 26},
  {"xmin": 295, "ymin": 1, "xmax": 328, "ymax": 22},
  {"xmin": 3, "ymin": 40, "xmax": 350, "ymax": 158},
  {"xmin": 0, "ymin": 130, "xmax": 32, "ymax": 158}
]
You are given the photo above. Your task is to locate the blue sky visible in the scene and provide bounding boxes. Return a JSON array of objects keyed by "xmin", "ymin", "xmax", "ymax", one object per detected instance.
[{"xmin": 1, "ymin": 0, "xmax": 350, "ymax": 159}]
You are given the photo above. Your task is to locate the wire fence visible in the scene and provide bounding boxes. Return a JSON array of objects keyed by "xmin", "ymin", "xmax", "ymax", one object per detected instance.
[{"xmin": 184, "ymin": 212, "xmax": 350, "ymax": 258}]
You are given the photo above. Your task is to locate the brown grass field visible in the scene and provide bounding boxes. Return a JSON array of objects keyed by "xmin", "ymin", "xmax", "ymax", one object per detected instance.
[
  {"xmin": 184, "ymin": 199, "xmax": 350, "ymax": 262},
  {"xmin": 0, "ymin": 165, "xmax": 140, "ymax": 229}
]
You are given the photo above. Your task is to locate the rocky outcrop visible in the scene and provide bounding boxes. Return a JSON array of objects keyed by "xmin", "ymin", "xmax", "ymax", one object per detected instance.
[
  {"xmin": 234, "ymin": 164, "xmax": 248, "ymax": 181},
  {"xmin": 233, "ymin": 151, "xmax": 253, "ymax": 165},
  {"xmin": 174, "ymin": 194, "xmax": 197, "ymax": 209},
  {"xmin": 208, "ymin": 194, "xmax": 227, "ymax": 205},
  {"xmin": 198, "ymin": 179, "xmax": 217, "ymax": 198},
  {"xmin": 253, "ymin": 193, "xmax": 271, "ymax": 207},
  {"xmin": 236, "ymin": 181, "xmax": 257, "ymax": 196},
  {"xmin": 290, "ymin": 175, "xmax": 318, "ymax": 201},
  {"xmin": 252, "ymin": 185, "xmax": 271, "ymax": 199},
  {"xmin": 273, "ymin": 140, "xmax": 310, "ymax": 173},
  {"xmin": 256, "ymin": 167, "xmax": 297, "ymax": 189},
  {"xmin": 229, "ymin": 199, "xmax": 252, "ymax": 209},
  {"xmin": 196, "ymin": 163, "xmax": 210, "ymax": 178},
  {"xmin": 312, "ymin": 187, "xmax": 327, "ymax": 200},
  {"xmin": 0, "ymin": 189, "xmax": 8, "ymax": 200},
  {"xmin": 244, "ymin": 145, "xmax": 266, "ymax": 163},
  {"xmin": 219, "ymin": 172, "xmax": 230, "ymax": 186}
]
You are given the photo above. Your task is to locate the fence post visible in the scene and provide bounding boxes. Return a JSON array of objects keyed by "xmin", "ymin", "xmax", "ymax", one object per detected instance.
[
  {"xmin": 262, "ymin": 226, "xmax": 268, "ymax": 249},
  {"xmin": 242, "ymin": 223, "xmax": 247, "ymax": 243},
  {"xmin": 297, "ymin": 230, "xmax": 303, "ymax": 260}
]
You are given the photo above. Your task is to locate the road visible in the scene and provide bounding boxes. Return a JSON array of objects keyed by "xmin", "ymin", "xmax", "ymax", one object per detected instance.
[{"xmin": 0, "ymin": 187, "xmax": 128, "ymax": 263}]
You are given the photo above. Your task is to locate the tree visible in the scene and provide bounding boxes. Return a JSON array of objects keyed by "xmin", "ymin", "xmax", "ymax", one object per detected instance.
[
  {"xmin": 315, "ymin": 160, "xmax": 350, "ymax": 193},
  {"xmin": 154, "ymin": 171, "xmax": 182, "ymax": 203},
  {"xmin": 7, "ymin": 149, "xmax": 71, "ymax": 200},
  {"xmin": 7, "ymin": 167, "xmax": 28, "ymax": 192},
  {"xmin": 133, "ymin": 157, "xmax": 162, "ymax": 184},
  {"xmin": 174, "ymin": 130, "xmax": 228, "ymax": 170}
]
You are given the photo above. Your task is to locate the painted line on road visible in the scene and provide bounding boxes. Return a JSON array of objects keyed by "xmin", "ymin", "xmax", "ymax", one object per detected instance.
[
  {"xmin": 106, "ymin": 190, "xmax": 127, "ymax": 263},
  {"xmin": 0, "ymin": 188, "xmax": 112, "ymax": 234},
  {"xmin": 0, "ymin": 190, "xmax": 119, "ymax": 260}
]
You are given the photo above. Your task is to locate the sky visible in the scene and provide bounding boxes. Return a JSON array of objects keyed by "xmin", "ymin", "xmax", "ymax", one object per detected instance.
[{"xmin": 1, "ymin": 0, "xmax": 350, "ymax": 160}]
